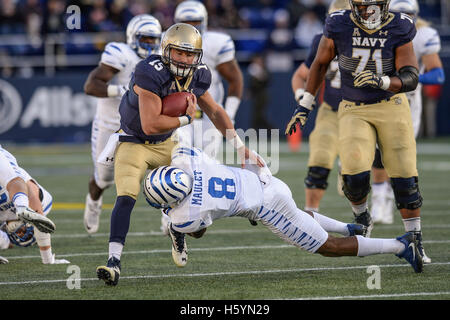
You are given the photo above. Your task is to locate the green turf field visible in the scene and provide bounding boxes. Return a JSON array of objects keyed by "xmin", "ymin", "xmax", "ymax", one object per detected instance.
[{"xmin": 0, "ymin": 140, "xmax": 449, "ymax": 300}]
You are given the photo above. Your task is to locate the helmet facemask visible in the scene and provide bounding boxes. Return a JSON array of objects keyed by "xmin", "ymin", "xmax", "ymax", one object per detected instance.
[
  {"xmin": 351, "ymin": 0, "xmax": 391, "ymax": 29},
  {"xmin": 135, "ymin": 33, "xmax": 161, "ymax": 59},
  {"xmin": 163, "ymin": 44, "xmax": 203, "ymax": 78}
]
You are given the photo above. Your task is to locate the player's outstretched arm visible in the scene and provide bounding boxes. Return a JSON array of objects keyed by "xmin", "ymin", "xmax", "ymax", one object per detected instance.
[
  {"xmin": 135, "ymin": 85, "xmax": 196, "ymax": 135},
  {"xmin": 84, "ymin": 63, "xmax": 123, "ymax": 97},
  {"xmin": 291, "ymin": 63, "xmax": 309, "ymax": 103}
]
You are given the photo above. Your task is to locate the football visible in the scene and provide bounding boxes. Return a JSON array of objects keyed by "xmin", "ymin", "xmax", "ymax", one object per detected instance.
[{"xmin": 161, "ymin": 91, "xmax": 194, "ymax": 117}]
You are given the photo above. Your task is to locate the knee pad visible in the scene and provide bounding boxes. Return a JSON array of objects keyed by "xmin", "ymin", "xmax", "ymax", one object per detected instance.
[
  {"xmin": 342, "ymin": 171, "xmax": 371, "ymax": 202},
  {"xmin": 304, "ymin": 167, "xmax": 330, "ymax": 190},
  {"xmin": 391, "ymin": 177, "xmax": 423, "ymax": 210},
  {"xmin": 372, "ymin": 148, "xmax": 384, "ymax": 169}
]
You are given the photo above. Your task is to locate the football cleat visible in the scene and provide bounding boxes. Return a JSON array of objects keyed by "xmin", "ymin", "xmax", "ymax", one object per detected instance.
[
  {"xmin": 370, "ymin": 192, "xmax": 385, "ymax": 224},
  {"xmin": 0, "ymin": 256, "xmax": 8, "ymax": 264},
  {"xmin": 83, "ymin": 194, "xmax": 102, "ymax": 234},
  {"xmin": 413, "ymin": 231, "xmax": 431, "ymax": 264},
  {"xmin": 396, "ymin": 232, "xmax": 423, "ymax": 273},
  {"xmin": 347, "ymin": 223, "xmax": 367, "ymax": 236},
  {"xmin": 97, "ymin": 257, "xmax": 121, "ymax": 286},
  {"xmin": 168, "ymin": 223, "xmax": 188, "ymax": 267},
  {"xmin": 352, "ymin": 210, "xmax": 373, "ymax": 238},
  {"xmin": 16, "ymin": 206, "xmax": 55, "ymax": 234}
]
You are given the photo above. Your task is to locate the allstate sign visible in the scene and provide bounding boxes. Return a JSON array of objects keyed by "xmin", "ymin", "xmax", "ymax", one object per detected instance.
[{"xmin": 0, "ymin": 74, "xmax": 96, "ymax": 143}]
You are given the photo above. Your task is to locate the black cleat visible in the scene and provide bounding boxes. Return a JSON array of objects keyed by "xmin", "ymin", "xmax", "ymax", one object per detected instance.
[{"xmin": 97, "ymin": 257, "xmax": 121, "ymax": 286}]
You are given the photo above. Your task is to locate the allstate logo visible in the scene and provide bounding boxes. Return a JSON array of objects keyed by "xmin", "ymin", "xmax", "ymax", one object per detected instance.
[{"xmin": 0, "ymin": 79, "xmax": 22, "ymax": 134}]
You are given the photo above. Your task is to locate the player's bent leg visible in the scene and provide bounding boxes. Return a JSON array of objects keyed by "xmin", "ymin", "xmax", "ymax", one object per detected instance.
[{"xmin": 342, "ymin": 171, "xmax": 373, "ymax": 237}]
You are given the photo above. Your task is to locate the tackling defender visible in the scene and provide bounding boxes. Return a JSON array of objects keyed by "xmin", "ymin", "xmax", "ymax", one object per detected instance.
[
  {"xmin": 290, "ymin": 0, "xmax": 348, "ymax": 214},
  {"xmin": 157, "ymin": 1, "xmax": 245, "ymax": 235},
  {"xmin": 96, "ymin": 23, "xmax": 261, "ymax": 286},
  {"xmin": 286, "ymin": 0, "xmax": 427, "ymax": 257},
  {"xmin": 83, "ymin": 14, "xmax": 162, "ymax": 234},
  {"xmin": 142, "ymin": 147, "xmax": 422, "ymax": 281},
  {"xmin": 369, "ymin": 0, "xmax": 444, "ymax": 264},
  {"xmin": 0, "ymin": 146, "xmax": 67, "ymax": 264}
]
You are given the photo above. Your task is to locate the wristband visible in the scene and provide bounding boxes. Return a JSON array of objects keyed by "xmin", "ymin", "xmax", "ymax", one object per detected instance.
[
  {"xmin": 229, "ymin": 134, "xmax": 244, "ymax": 149},
  {"xmin": 380, "ymin": 76, "xmax": 391, "ymax": 91},
  {"xmin": 224, "ymin": 96, "xmax": 241, "ymax": 120},
  {"xmin": 178, "ymin": 115, "xmax": 192, "ymax": 127},
  {"xmin": 107, "ymin": 85, "xmax": 120, "ymax": 97},
  {"xmin": 299, "ymin": 92, "xmax": 315, "ymax": 110},
  {"xmin": 294, "ymin": 88, "xmax": 305, "ymax": 103}
]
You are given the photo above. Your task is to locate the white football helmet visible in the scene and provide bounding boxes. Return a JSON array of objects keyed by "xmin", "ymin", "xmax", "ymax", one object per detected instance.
[
  {"xmin": 126, "ymin": 14, "xmax": 162, "ymax": 58},
  {"xmin": 1, "ymin": 220, "xmax": 35, "ymax": 247},
  {"xmin": 174, "ymin": 0, "xmax": 208, "ymax": 34},
  {"xmin": 143, "ymin": 166, "xmax": 193, "ymax": 209},
  {"xmin": 350, "ymin": 0, "xmax": 391, "ymax": 29},
  {"xmin": 389, "ymin": 0, "xmax": 419, "ymax": 16}
]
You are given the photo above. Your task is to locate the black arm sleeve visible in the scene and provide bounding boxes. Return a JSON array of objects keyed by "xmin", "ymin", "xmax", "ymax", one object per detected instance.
[{"xmin": 398, "ymin": 66, "xmax": 419, "ymax": 93}]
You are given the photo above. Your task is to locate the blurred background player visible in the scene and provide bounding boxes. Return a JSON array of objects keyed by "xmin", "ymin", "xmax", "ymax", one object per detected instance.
[
  {"xmin": 370, "ymin": 0, "xmax": 445, "ymax": 239},
  {"xmin": 0, "ymin": 146, "xmax": 66, "ymax": 264},
  {"xmin": 160, "ymin": 0, "xmax": 244, "ymax": 235},
  {"xmin": 83, "ymin": 14, "xmax": 162, "ymax": 234},
  {"xmin": 290, "ymin": 0, "xmax": 348, "ymax": 214},
  {"xmin": 144, "ymin": 146, "xmax": 423, "ymax": 274}
]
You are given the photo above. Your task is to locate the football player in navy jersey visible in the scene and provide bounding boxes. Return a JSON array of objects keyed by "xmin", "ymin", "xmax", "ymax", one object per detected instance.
[
  {"xmin": 96, "ymin": 23, "xmax": 262, "ymax": 286},
  {"xmin": 286, "ymin": 0, "xmax": 427, "ymax": 261},
  {"xmin": 291, "ymin": 0, "xmax": 348, "ymax": 214}
]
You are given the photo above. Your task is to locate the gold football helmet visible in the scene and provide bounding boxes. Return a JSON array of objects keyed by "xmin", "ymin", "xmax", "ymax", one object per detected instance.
[
  {"xmin": 350, "ymin": 0, "xmax": 391, "ymax": 29},
  {"xmin": 161, "ymin": 23, "xmax": 203, "ymax": 78},
  {"xmin": 328, "ymin": 0, "xmax": 351, "ymax": 13}
]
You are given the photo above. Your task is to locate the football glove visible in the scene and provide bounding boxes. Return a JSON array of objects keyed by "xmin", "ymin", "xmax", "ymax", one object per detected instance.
[
  {"xmin": 285, "ymin": 92, "xmax": 316, "ymax": 135},
  {"xmin": 354, "ymin": 70, "xmax": 390, "ymax": 90}
]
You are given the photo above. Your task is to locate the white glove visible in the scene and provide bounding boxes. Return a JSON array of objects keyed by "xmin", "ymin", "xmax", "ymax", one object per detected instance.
[
  {"xmin": 107, "ymin": 84, "xmax": 128, "ymax": 97},
  {"xmin": 43, "ymin": 253, "xmax": 70, "ymax": 264}
]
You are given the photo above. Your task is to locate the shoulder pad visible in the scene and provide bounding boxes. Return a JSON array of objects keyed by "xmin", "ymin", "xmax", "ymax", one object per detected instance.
[
  {"xmin": 192, "ymin": 64, "xmax": 212, "ymax": 96},
  {"xmin": 324, "ymin": 10, "xmax": 351, "ymax": 39},
  {"xmin": 134, "ymin": 56, "xmax": 171, "ymax": 96}
]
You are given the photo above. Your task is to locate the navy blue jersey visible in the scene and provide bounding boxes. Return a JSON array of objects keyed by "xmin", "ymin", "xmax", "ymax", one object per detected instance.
[
  {"xmin": 119, "ymin": 54, "xmax": 212, "ymax": 142},
  {"xmin": 305, "ymin": 33, "xmax": 342, "ymax": 111},
  {"xmin": 324, "ymin": 10, "xmax": 416, "ymax": 104}
]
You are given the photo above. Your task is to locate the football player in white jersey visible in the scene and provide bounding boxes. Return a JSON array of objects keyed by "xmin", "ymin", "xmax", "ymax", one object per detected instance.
[
  {"xmin": 83, "ymin": 14, "xmax": 162, "ymax": 234},
  {"xmin": 369, "ymin": 0, "xmax": 444, "ymax": 264},
  {"xmin": 0, "ymin": 146, "xmax": 67, "ymax": 264},
  {"xmin": 159, "ymin": 0, "xmax": 244, "ymax": 235},
  {"xmin": 143, "ymin": 146, "xmax": 423, "ymax": 274}
]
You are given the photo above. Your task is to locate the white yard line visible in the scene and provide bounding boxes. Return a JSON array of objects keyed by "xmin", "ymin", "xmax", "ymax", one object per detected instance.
[
  {"xmin": 0, "ymin": 262, "xmax": 449, "ymax": 286},
  {"xmin": 287, "ymin": 291, "xmax": 450, "ymax": 300}
]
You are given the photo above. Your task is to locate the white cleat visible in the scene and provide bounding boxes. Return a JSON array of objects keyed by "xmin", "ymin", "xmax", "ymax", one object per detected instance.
[
  {"xmin": 168, "ymin": 223, "xmax": 187, "ymax": 267},
  {"xmin": 16, "ymin": 206, "xmax": 55, "ymax": 233},
  {"xmin": 0, "ymin": 256, "xmax": 8, "ymax": 264},
  {"xmin": 83, "ymin": 194, "xmax": 102, "ymax": 234},
  {"xmin": 380, "ymin": 190, "xmax": 395, "ymax": 225}
]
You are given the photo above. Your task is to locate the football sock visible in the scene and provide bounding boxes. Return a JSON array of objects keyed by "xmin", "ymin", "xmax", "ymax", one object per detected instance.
[
  {"xmin": 40, "ymin": 248, "xmax": 54, "ymax": 264},
  {"xmin": 402, "ymin": 217, "xmax": 421, "ymax": 232},
  {"xmin": 304, "ymin": 206, "xmax": 319, "ymax": 213},
  {"xmin": 355, "ymin": 235, "xmax": 404, "ymax": 256},
  {"xmin": 351, "ymin": 201, "xmax": 368, "ymax": 216},
  {"xmin": 12, "ymin": 192, "xmax": 29, "ymax": 208},
  {"xmin": 109, "ymin": 242, "xmax": 124, "ymax": 261},
  {"xmin": 312, "ymin": 212, "xmax": 349, "ymax": 235},
  {"xmin": 109, "ymin": 195, "xmax": 136, "ymax": 245}
]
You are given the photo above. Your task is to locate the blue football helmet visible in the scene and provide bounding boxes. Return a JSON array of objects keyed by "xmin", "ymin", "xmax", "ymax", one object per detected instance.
[
  {"xmin": 1, "ymin": 220, "xmax": 36, "ymax": 247},
  {"xmin": 126, "ymin": 14, "xmax": 162, "ymax": 58},
  {"xmin": 143, "ymin": 166, "xmax": 193, "ymax": 209}
]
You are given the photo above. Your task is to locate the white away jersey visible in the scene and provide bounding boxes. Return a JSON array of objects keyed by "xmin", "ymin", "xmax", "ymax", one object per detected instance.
[
  {"xmin": 97, "ymin": 42, "xmax": 141, "ymax": 129},
  {"xmin": 0, "ymin": 146, "xmax": 52, "ymax": 222},
  {"xmin": 202, "ymin": 31, "xmax": 236, "ymax": 104},
  {"xmin": 413, "ymin": 25, "xmax": 441, "ymax": 74},
  {"xmin": 167, "ymin": 147, "xmax": 263, "ymax": 232}
]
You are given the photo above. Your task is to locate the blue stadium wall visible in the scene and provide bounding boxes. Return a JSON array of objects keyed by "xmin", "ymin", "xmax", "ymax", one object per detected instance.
[{"xmin": 1, "ymin": 65, "xmax": 450, "ymax": 144}]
